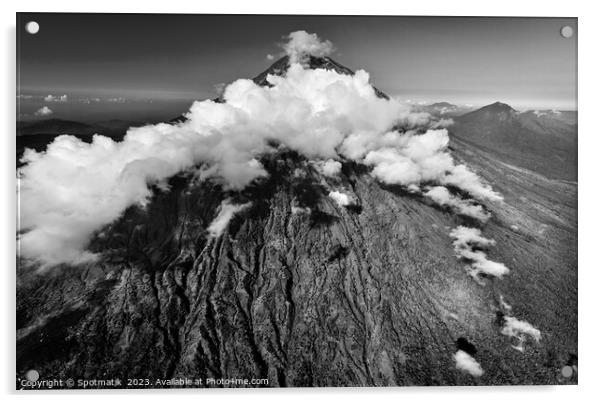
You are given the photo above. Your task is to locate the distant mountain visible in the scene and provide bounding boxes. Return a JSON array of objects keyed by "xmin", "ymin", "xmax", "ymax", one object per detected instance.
[
  {"xmin": 520, "ymin": 110, "xmax": 577, "ymax": 133},
  {"xmin": 16, "ymin": 119, "xmax": 140, "ymax": 165},
  {"xmin": 17, "ymin": 119, "xmax": 96, "ymax": 136},
  {"xmin": 414, "ymin": 102, "xmax": 475, "ymax": 117},
  {"xmin": 450, "ymin": 102, "xmax": 577, "ymax": 181},
  {"xmin": 430, "ymin": 102, "xmax": 455, "ymax": 107},
  {"xmin": 474, "ymin": 101, "xmax": 516, "ymax": 114},
  {"xmin": 93, "ymin": 119, "xmax": 147, "ymax": 131}
]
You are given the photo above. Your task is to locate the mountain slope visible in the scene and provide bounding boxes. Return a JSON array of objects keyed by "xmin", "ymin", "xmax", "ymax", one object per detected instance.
[{"xmin": 450, "ymin": 103, "xmax": 577, "ymax": 181}]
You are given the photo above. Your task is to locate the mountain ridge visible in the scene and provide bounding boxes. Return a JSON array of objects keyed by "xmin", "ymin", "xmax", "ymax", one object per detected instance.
[{"xmin": 450, "ymin": 100, "xmax": 577, "ymax": 181}]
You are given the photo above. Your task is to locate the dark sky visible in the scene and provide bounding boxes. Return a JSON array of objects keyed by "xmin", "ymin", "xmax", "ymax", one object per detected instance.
[{"xmin": 17, "ymin": 13, "xmax": 577, "ymax": 122}]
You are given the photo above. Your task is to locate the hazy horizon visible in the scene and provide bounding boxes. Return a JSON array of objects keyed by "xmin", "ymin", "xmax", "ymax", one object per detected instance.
[{"xmin": 17, "ymin": 14, "xmax": 577, "ymax": 122}]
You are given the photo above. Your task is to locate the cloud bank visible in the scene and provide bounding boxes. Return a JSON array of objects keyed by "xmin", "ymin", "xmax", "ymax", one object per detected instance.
[{"xmin": 18, "ymin": 31, "xmax": 501, "ymax": 267}]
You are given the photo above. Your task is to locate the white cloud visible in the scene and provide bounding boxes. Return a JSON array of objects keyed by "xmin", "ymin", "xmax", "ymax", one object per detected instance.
[
  {"xmin": 207, "ymin": 201, "xmax": 250, "ymax": 238},
  {"xmin": 34, "ymin": 106, "xmax": 53, "ymax": 116},
  {"xmin": 328, "ymin": 190, "xmax": 351, "ymax": 206},
  {"xmin": 454, "ymin": 350, "xmax": 484, "ymax": 377},
  {"xmin": 341, "ymin": 129, "xmax": 501, "ymax": 207},
  {"xmin": 442, "ymin": 165, "xmax": 503, "ymax": 203},
  {"xmin": 501, "ymin": 316, "xmax": 542, "ymax": 352},
  {"xmin": 462, "ymin": 250, "xmax": 510, "ymax": 279},
  {"xmin": 44, "ymin": 94, "xmax": 68, "ymax": 102},
  {"xmin": 281, "ymin": 30, "xmax": 334, "ymax": 64},
  {"xmin": 364, "ymin": 147, "xmax": 422, "ymax": 184},
  {"xmin": 449, "ymin": 226, "xmax": 496, "ymax": 249},
  {"xmin": 317, "ymin": 159, "xmax": 342, "ymax": 177},
  {"xmin": 266, "ymin": 54, "xmax": 275, "ymax": 61},
  {"xmin": 18, "ymin": 31, "xmax": 503, "ymax": 267},
  {"xmin": 425, "ymin": 186, "xmax": 490, "ymax": 222},
  {"xmin": 449, "ymin": 226, "xmax": 509, "ymax": 281}
]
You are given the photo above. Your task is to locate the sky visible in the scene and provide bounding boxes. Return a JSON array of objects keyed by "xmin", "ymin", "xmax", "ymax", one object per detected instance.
[{"xmin": 17, "ymin": 13, "xmax": 577, "ymax": 122}]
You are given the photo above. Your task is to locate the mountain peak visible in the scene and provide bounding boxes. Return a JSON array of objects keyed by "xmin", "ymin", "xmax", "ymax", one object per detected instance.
[
  {"xmin": 479, "ymin": 101, "xmax": 516, "ymax": 113},
  {"xmin": 253, "ymin": 55, "xmax": 389, "ymax": 99},
  {"xmin": 454, "ymin": 101, "xmax": 518, "ymax": 124}
]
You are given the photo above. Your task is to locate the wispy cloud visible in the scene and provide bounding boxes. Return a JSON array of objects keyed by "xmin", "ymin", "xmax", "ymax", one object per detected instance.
[
  {"xmin": 449, "ymin": 226, "xmax": 509, "ymax": 282},
  {"xmin": 34, "ymin": 106, "xmax": 53, "ymax": 116},
  {"xmin": 501, "ymin": 316, "xmax": 542, "ymax": 352},
  {"xmin": 44, "ymin": 94, "xmax": 68, "ymax": 102}
]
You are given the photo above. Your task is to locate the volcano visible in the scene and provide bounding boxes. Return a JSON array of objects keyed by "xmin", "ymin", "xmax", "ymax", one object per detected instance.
[{"xmin": 16, "ymin": 55, "xmax": 577, "ymax": 388}]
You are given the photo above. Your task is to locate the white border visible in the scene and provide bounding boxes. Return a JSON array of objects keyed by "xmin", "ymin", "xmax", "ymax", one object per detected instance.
[{"xmin": 2, "ymin": 0, "xmax": 600, "ymax": 401}]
